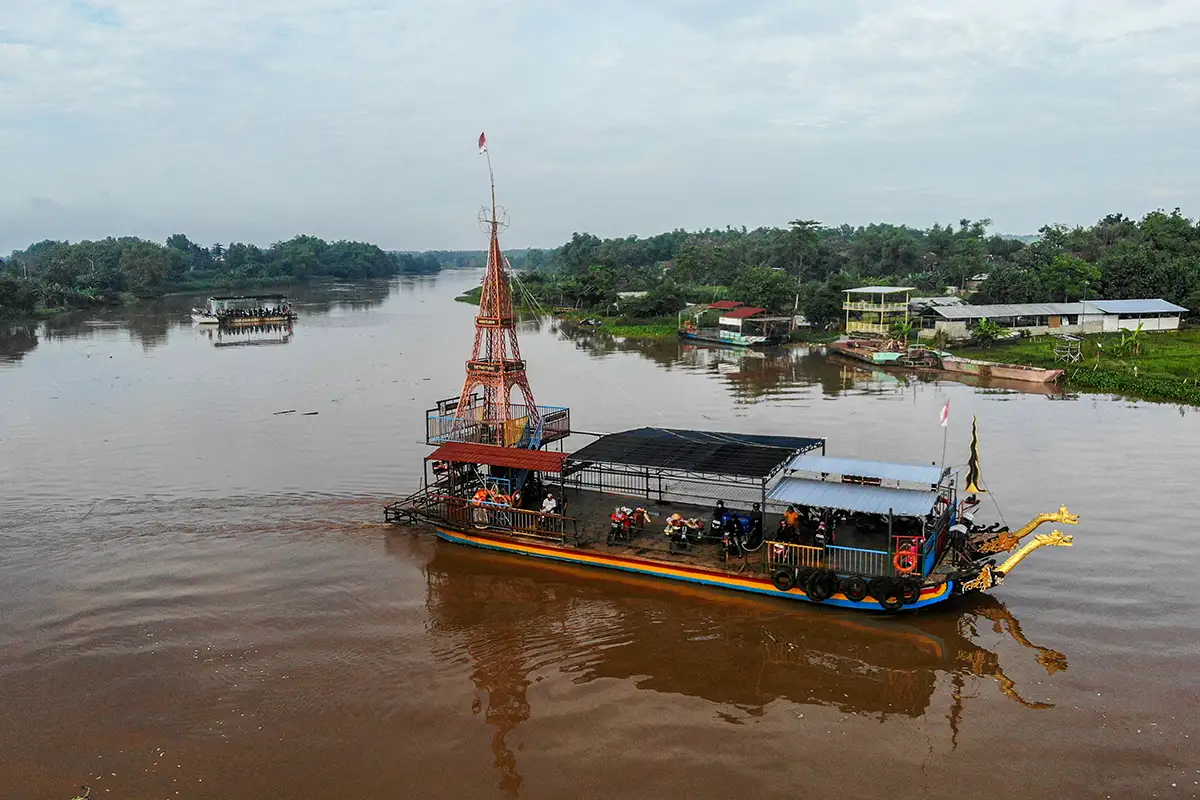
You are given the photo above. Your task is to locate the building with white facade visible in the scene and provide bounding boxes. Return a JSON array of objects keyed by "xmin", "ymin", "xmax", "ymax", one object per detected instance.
[{"xmin": 917, "ymin": 299, "xmax": 1186, "ymax": 340}]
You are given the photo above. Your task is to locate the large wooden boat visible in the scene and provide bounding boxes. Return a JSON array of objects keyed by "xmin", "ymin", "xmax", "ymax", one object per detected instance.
[
  {"xmin": 939, "ymin": 355, "xmax": 1064, "ymax": 384},
  {"xmin": 384, "ymin": 134, "xmax": 1078, "ymax": 613},
  {"xmin": 191, "ymin": 295, "xmax": 296, "ymax": 326}
]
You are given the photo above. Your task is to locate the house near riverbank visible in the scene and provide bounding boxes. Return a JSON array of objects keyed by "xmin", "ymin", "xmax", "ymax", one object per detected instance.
[{"xmin": 917, "ymin": 298, "xmax": 1186, "ymax": 340}]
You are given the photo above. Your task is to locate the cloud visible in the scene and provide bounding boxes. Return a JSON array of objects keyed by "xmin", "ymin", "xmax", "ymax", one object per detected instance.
[{"xmin": 1, "ymin": 0, "xmax": 1199, "ymax": 253}]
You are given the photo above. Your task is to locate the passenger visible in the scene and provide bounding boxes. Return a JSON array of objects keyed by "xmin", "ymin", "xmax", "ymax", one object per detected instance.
[
  {"xmin": 747, "ymin": 502, "xmax": 764, "ymax": 548},
  {"xmin": 541, "ymin": 493, "xmax": 558, "ymax": 515},
  {"xmin": 712, "ymin": 499, "xmax": 726, "ymax": 522},
  {"xmin": 784, "ymin": 505, "xmax": 800, "ymax": 532}
]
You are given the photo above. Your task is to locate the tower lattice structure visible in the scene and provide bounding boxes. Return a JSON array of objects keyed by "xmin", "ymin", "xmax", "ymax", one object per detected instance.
[{"xmin": 450, "ymin": 138, "xmax": 541, "ymax": 447}]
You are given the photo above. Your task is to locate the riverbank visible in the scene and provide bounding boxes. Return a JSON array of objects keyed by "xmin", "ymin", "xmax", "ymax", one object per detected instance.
[{"xmin": 950, "ymin": 328, "xmax": 1200, "ymax": 405}]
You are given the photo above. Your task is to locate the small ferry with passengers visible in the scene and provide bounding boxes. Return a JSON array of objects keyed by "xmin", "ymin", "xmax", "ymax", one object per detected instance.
[
  {"xmin": 385, "ymin": 134, "xmax": 1078, "ymax": 613},
  {"xmin": 191, "ymin": 295, "xmax": 296, "ymax": 325}
]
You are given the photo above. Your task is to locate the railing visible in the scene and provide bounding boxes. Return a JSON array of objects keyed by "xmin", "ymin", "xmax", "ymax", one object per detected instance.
[
  {"xmin": 845, "ymin": 321, "xmax": 892, "ymax": 335},
  {"xmin": 825, "ymin": 545, "xmax": 891, "ymax": 577},
  {"xmin": 843, "ymin": 302, "xmax": 908, "ymax": 312},
  {"xmin": 426, "ymin": 404, "xmax": 570, "ymax": 447},
  {"xmin": 765, "ymin": 541, "xmax": 824, "ymax": 570},
  {"xmin": 421, "ymin": 494, "xmax": 577, "ymax": 545},
  {"xmin": 763, "ymin": 540, "xmax": 893, "ymax": 577}
]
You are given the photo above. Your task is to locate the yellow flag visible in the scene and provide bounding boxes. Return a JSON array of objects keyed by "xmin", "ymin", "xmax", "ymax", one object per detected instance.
[{"xmin": 965, "ymin": 416, "xmax": 985, "ymax": 494}]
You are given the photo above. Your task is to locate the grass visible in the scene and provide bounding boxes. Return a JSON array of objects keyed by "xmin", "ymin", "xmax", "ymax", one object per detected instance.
[
  {"xmin": 455, "ymin": 286, "xmax": 483, "ymax": 304},
  {"xmin": 950, "ymin": 328, "xmax": 1200, "ymax": 405}
]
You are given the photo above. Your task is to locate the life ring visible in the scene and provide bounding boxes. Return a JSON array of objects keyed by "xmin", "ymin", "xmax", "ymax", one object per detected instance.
[
  {"xmin": 893, "ymin": 546, "xmax": 918, "ymax": 575},
  {"xmin": 492, "ymin": 494, "xmax": 511, "ymax": 506},
  {"xmin": 772, "ymin": 568, "xmax": 796, "ymax": 592},
  {"xmin": 900, "ymin": 579, "xmax": 923, "ymax": 605},
  {"xmin": 471, "ymin": 489, "xmax": 489, "ymax": 505},
  {"xmin": 869, "ymin": 578, "xmax": 904, "ymax": 611},
  {"xmin": 840, "ymin": 576, "xmax": 869, "ymax": 603},
  {"xmin": 805, "ymin": 570, "xmax": 837, "ymax": 602}
]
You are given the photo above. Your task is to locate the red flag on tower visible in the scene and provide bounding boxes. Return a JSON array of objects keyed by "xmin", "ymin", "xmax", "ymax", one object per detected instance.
[
  {"xmin": 940, "ymin": 399, "xmax": 950, "ymax": 427},
  {"xmin": 478, "ymin": 132, "xmax": 487, "ymax": 154}
]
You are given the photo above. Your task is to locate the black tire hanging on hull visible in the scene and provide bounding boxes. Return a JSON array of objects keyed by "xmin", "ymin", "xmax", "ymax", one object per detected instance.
[
  {"xmin": 841, "ymin": 576, "xmax": 869, "ymax": 603},
  {"xmin": 772, "ymin": 568, "xmax": 796, "ymax": 592},
  {"xmin": 805, "ymin": 569, "xmax": 838, "ymax": 602},
  {"xmin": 869, "ymin": 577, "xmax": 904, "ymax": 612}
]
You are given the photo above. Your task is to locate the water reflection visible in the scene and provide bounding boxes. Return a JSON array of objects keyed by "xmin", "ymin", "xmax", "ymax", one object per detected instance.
[
  {"xmin": 0, "ymin": 322, "xmax": 39, "ymax": 364},
  {"xmin": 553, "ymin": 320, "xmax": 1075, "ymax": 402},
  {"xmin": 420, "ymin": 543, "xmax": 1067, "ymax": 794},
  {"xmin": 198, "ymin": 322, "xmax": 294, "ymax": 348}
]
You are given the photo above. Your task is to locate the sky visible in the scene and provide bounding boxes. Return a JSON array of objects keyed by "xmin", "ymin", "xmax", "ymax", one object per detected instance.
[{"xmin": 1, "ymin": 0, "xmax": 1199, "ymax": 254}]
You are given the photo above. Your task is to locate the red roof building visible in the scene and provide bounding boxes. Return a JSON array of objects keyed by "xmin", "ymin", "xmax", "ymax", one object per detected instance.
[
  {"xmin": 708, "ymin": 300, "xmax": 745, "ymax": 310},
  {"xmin": 721, "ymin": 306, "xmax": 767, "ymax": 319}
]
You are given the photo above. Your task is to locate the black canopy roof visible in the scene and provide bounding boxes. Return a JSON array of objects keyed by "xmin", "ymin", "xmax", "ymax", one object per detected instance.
[{"xmin": 565, "ymin": 427, "xmax": 824, "ymax": 479}]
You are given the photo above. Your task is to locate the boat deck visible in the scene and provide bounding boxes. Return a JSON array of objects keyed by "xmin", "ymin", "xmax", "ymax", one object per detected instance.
[{"xmin": 555, "ymin": 487, "xmax": 895, "ymax": 569}]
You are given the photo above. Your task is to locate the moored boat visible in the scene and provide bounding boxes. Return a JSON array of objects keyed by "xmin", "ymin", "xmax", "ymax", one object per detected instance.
[
  {"xmin": 939, "ymin": 355, "xmax": 1064, "ymax": 384},
  {"xmin": 191, "ymin": 295, "xmax": 297, "ymax": 325},
  {"xmin": 384, "ymin": 134, "xmax": 1078, "ymax": 614},
  {"xmin": 827, "ymin": 336, "xmax": 941, "ymax": 368}
]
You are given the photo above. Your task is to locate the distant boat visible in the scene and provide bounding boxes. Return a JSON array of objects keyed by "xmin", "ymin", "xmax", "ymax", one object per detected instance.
[{"xmin": 191, "ymin": 295, "xmax": 296, "ymax": 325}]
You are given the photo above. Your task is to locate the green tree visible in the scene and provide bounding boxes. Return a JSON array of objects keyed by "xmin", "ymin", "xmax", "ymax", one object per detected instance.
[
  {"xmin": 972, "ymin": 317, "xmax": 1007, "ymax": 349},
  {"xmin": 730, "ymin": 266, "xmax": 794, "ymax": 311}
]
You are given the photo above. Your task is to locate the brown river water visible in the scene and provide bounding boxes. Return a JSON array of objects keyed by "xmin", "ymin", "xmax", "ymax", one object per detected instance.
[{"xmin": 2, "ymin": 271, "xmax": 1198, "ymax": 799}]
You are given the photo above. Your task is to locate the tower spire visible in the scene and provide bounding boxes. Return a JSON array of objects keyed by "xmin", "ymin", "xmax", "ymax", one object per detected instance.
[{"xmin": 450, "ymin": 133, "xmax": 541, "ymax": 448}]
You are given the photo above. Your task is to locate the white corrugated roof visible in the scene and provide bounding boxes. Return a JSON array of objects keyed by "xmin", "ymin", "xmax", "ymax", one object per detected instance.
[
  {"xmin": 845, "ymin": 286, "xmax": 914, "ymax": 294},
  {"xmin": 784, "ymin": 455, "xmax": 945, "ymax": 485},
  {"xmin": 768, "ymin": 478, "xmax": 937, "ymax": 517}
]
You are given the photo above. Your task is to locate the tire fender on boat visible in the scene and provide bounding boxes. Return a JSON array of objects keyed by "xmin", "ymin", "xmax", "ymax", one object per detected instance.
[
  {"xmin": 771, "ymin": 568, "xmax": 796, "ymax": 592},
  {"xmin": 805, "ymin": 569, "xmax": 837, "ymax": 602},
  {"xmin": 900, "ymin": 579, "xmax": 923, "ymax": 605},
  {"xmin": 840, "ymin": 576, "xmax": 869, "ymax": 603},
  {"xmin": 869, "ymin": 577, "xmax": 904, "ymax": 611}
]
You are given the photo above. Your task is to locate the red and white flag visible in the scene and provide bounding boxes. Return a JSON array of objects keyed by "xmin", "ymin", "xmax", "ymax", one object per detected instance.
[
  {"xmin": 940, "ymin": 399, "xmax": 950, "ymax": 427},
  {"xmin": 478, "ymin": 131, "xmax": 487, "ymax": 154}
]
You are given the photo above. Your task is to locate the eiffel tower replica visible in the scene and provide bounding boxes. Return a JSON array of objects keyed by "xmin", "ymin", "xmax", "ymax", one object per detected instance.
[{"xmin": 438, "ymin": 132, "xmax": 569, "ymax": 452}]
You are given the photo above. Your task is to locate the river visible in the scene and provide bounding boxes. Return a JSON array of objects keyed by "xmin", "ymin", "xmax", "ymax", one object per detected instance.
[{"xmin": 2, "ymin": 271, "xmax": 1197, "ymax": 799}]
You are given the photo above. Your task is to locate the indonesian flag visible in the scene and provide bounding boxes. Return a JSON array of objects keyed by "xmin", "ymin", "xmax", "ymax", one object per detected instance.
[
  {"xmin": 478, "ymin": 131, "xmax": 487, "ymax": 154},
  {"xmin": 940, "ymin": 399, "xmax": 950, "ymax": 428}
]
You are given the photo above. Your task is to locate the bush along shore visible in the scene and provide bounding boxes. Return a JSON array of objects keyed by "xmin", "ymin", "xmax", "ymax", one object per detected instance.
[{"xmin": 950, "ymin": 328, "xmax": 1200, "ymax": 406}]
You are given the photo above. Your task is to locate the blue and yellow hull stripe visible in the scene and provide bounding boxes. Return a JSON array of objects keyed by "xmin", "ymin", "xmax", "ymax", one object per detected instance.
[{"xmin": 435, "ymin": 527, "xmax": 954, "ymax": 612}]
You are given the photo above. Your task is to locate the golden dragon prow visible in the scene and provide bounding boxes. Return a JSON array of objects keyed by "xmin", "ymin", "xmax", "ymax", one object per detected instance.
[
  {"xmin": 961, "ymin": 530, "xmax": 1074, "ymax": 592},
  {"xmin": 972, "ymin": 505, "xmax": 1079, "ymax": 554}
]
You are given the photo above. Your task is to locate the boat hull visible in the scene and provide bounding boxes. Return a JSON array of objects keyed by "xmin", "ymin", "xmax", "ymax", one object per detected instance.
[
  {"xmin": 940, "ymin": 357, "xmax": 1063, "ymax": 384},
  {"xmin": 192, "ymin": 313, "xmax": 294, "ymax": 326},
  {"xmin": 435, "ymin": 525, "xmax": 955, "ymax": 612},
  {"xmin": 678, "ymin": 330, "xmax": 781, "ymax": 348}
]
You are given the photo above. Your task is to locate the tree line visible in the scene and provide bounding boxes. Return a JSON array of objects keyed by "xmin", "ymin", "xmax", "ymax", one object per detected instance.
[
  {"xmin": 512, "ymin": 210, "xmax": 1200, "ymax": 328},
  {"xmin": 0, "ymin": 234, "xmax": 441, "ymax": 317}
]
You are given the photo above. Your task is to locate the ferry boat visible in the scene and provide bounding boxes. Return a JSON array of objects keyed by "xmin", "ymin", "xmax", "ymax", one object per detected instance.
[
  {"xmin": 384, "ymin": 135, "xmax": 1078, "ymax": 613},
  {"xmin": 191, "ymin": 295, "xmax": 296, "ymax": 325}
]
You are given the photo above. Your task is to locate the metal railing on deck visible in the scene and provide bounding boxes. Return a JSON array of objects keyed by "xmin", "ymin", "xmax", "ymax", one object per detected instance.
[
  {"xmin": 826, "ymin": 545, "xmax": 891, "ymax": 576},
  {"xmin": 765, "ymin": 541, "xmax": 824, "ymax": 570},
  {"xmin": 426, "ymin": 404, "xmax": 570, "ymax": 446},
  {"xmin": 764, "ymin": 540, "xmax": 894, "ymax": 578},
  {"xmin": 422, "ymin": 494, "xmax": 576, "ymax": 545}
]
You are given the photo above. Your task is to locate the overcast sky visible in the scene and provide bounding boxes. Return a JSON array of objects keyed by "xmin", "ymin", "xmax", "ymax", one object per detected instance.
[{"xmin": 1, "ymin": 0, "xmax": 1198, "ymax": 254}]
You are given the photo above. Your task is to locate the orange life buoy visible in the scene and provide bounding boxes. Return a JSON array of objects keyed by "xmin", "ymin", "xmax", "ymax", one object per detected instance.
[
  {"xmin": 893, "ymin": 546, "xmax": 918, "ymax": 574},
  {"xmin": 472, "ymin": 489, "xmax": 489, "ymax": 505}
]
